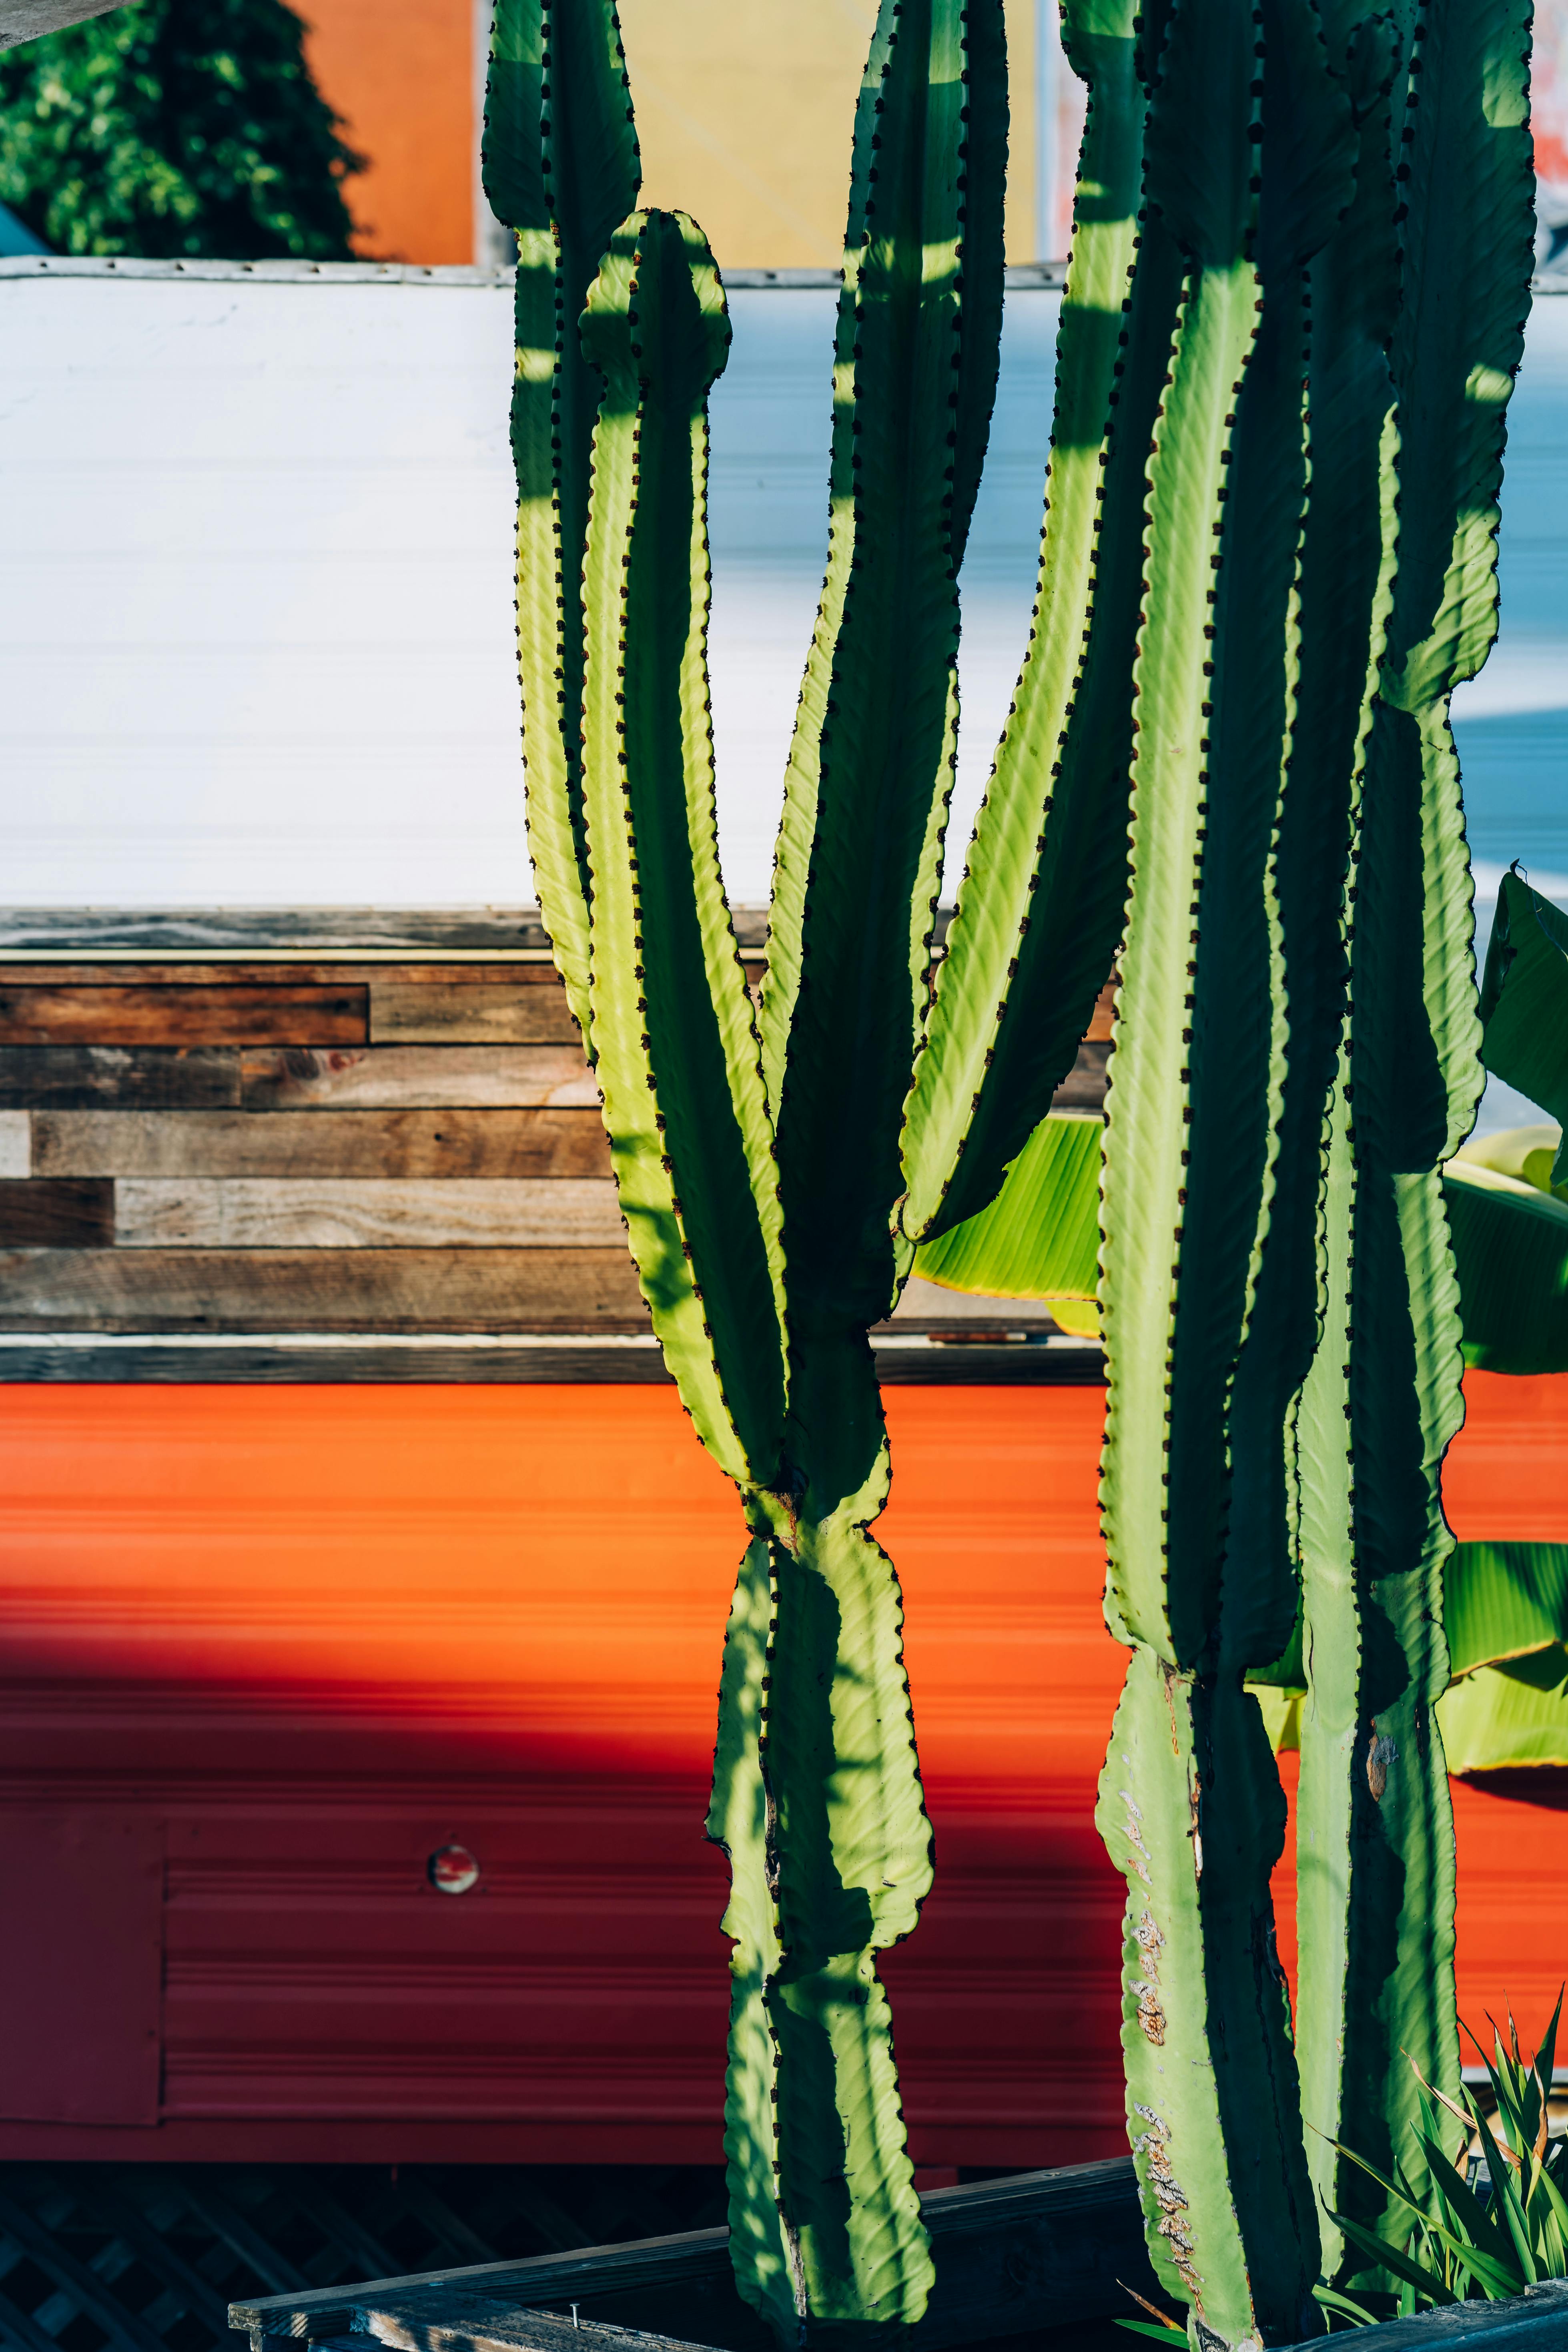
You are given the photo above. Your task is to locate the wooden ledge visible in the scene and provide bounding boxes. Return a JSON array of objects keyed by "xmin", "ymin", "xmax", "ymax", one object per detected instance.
[
  {"xmin": 230, "ymin": 2160, "xmax": 1152, "ymax": 2352},
  {"xmin": 0, "ymin": 1333, "xmax": 1106, "ymax": 1385}
]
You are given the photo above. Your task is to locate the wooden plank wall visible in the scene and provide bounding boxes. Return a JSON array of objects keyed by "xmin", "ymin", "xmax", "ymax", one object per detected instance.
[{"xmin": 0, "ymin": 941, "xmax": 1111, "ymax": 1339}]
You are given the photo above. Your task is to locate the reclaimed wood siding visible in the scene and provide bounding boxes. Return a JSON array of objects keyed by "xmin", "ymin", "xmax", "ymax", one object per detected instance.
[
  {"xmin": 0, "ymin": 963, "xmax": 638, "ymax": 1332},
  {"xmin": 0, "ymin": 958, "xmax": 1111, "ymax": 1335}
]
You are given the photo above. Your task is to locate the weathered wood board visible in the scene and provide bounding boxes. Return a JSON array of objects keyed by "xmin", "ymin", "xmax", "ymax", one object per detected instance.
[
  {"xmin": 113, "ymin": 1178, "xmax": 624, "ymax": 1249},
  {"xmin": 0, "ymin": 1248, "xmax": 650, "ymax": 1330},
  {"xmin": 30, "ymin": 1109, "xmax": 612, "ymax": 1179},
  {"xmin": 0, "ymin": 1048, "xmax": 242, "ymax": 1111},
  {"xmin": 0, "ymin": 1111, "xmax": 30, "ymax": 1177},
  {"xmin": 0, "ymin": 923, "xmax": 1107, "ymax": 1354},
  {"xmin": 230, "ymin": 2161, "xmax": 1157, "ymax": 2351},
  {"xmin": 0, "ymin": 1178, "xmax": 114, "ymax": 1247},
  {"xmin": 241, "ymin": 1047, "xmax": 602, "ymax": 1111},
  {"xmin": 0, "ymin": 985, "xmax": 367, "ymax": 1047},
  {"xmin": 369, "ymin": 983, "xmax": 582, "ymax": 1045}
]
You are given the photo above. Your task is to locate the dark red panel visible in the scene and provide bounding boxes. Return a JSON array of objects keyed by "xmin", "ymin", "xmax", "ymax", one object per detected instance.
[{"xmin": 0, "ymin": 1809, "xmax": 161, "ymax": 2123}]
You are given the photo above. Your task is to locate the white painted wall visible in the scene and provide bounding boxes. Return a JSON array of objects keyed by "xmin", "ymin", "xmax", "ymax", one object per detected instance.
[
  {"xmin": 0, "ymin": 258, "xmax": 1563, "ymax": 926},
  {"xmin": 0, "ymin": 259, "xmax": 1056, "ymax": 907}
]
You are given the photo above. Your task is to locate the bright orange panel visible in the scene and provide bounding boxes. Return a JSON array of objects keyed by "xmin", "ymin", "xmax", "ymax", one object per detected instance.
[{"xmin": 301, "ymin": 0, "xmax": 473, "ymax": 264}]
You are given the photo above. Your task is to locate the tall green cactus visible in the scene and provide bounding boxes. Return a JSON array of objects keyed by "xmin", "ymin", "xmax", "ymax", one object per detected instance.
[
  {"xmin": 1086, "ymin": 0, "xmax": 1533, "ymax": 2331},
  {"xmin": 484, "ymin": 0, "xmax": 1535, "ymax": 2334},
  {"xmin": 1292, "ymin": 0, "xmax": 1535, "ymax": 2288}
]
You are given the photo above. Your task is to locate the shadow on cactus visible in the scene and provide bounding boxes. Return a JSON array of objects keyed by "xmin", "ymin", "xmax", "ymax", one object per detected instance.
[{"xmin": 481, "ymin": 0, "xmax": 1536, "ymax": 2340}]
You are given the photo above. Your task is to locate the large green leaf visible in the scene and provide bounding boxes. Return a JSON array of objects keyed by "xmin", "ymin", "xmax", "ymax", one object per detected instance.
[
  {"xmin": 577, "ymin": 211, "xmax": 787, "ymax": 1487},
  {"xmin": 1444, "ymin": 1159, "xmax": 1568, "ymax": 1376},
  {"xmin": 1458, "ymin": 1122, "xmax": 1566, "ymax": 1195},
  {"xmin": 1480, "ymin": 872, "xmax": 1568, "ymax": 1182},
  {"xmin": 1438, "ymin": 1648, "xmax": 1568, "ymax": 1774},
  {"xmin": 911, "ymin": 1111, "xmax": 1100, "ymax": 1300},
  {"xmin": 483, "ymin": 0, "xmax": 640, "ymax": 1045},
  {"xmin": 1445, "ymin": 1542, "xmax": 1568, "ymax": 1678}
]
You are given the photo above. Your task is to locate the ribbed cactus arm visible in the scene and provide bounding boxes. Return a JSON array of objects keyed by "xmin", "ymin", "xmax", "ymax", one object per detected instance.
[
  {"xmin": 1225, "ymin": 11, "xmax": 1400, "ymax": 1671},
  {"xmin": 758, "ymin": 0, "xmax": 1007, "ymax": 1329},
  {"xmin": 897, "ymin": 0, "xmax": 1159, "ymax": 1244},
  {"xmin": 1095, "ymin": 0, "xmax": 1357, "ymax": 2336},
  {"xmin": 577, "ymin": 213, "xmax": 787, "ymax": 1486},
  {"xmin": 705, "ymin": 1535, "xmax": 793, "ymax": 2341},
  {"xmin": 1291, "ymin": 0, "xmax": 1534, "ymax": 2282},
  {"xmin": 483, "ymin": 0, "xmax": 639, "ymax": 1041}
]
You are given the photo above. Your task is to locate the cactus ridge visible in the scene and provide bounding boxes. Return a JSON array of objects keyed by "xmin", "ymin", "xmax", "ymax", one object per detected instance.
[
  {"xmin": 1289, "ymin": 0, "xmax": 1534, "ymax": 2282},
  {"xmin": 900, "ymin": 0, "xmax": 1175, "ymax": 1247},
  {"xmin": 760, "ymin": 0, "xmax": 1008, "ymax": 1331},
  {"xmin": 577, "ymin": 208, "xmax": 788, "ymax": 1486},
  {"xmin": 485, "ymin": 0, "xmax": 640, "ymax": 1047}
]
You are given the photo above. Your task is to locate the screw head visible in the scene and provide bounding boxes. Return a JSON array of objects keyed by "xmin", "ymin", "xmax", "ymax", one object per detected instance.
[{"xmin": 428, "ymin": 1843, "xmax": 481, "ymax": 1895}]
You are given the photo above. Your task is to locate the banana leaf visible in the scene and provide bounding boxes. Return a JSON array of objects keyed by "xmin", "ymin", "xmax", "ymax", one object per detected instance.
[
  {"xmin": 916, "ymin": 1112, "xmax": 1568, "ymax": 1370},
  {"xmin": 1457, "ymin": 1122, "xmax": 1566, "ymax": 1196},
  {"xmin": 1444, "ymin": 1159, "xmax": 1568, "ymax": 1375},
  {"xmin": 1445, "ymin": 1542, "xmax": 1568, "ymax": 1676},
  {"xmin": 1438, "ymin": 1647, "xmax": 1568, "ymax": 1773},
  {"xmin": 912, "ymin": 1110, "xmax": 1102, "ymax": 1313},
  {"xmin": 1480, "ymin": 871, "xmax": 1568, "ymax": 1184}
]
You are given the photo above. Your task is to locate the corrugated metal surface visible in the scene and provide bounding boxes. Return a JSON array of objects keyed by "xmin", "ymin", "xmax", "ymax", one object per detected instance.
[
  {"xmin": 0, "ymin": 1375, "xmax": 1564, "ymax": 2165},
  {"xmin": 0, "ymin": 1382, "xmax": 1123, "ymax": 2168}
]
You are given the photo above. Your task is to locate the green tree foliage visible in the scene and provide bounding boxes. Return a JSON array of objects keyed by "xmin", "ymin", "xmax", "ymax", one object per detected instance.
[{"xmin": 0, "ymin": 0, "xmax": 363, "ymax": 259}]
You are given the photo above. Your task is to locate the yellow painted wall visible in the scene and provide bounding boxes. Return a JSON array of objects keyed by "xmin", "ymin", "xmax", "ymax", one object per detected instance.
[
  {"xmin": 618, "ymin": 0, "xmax": 1041, "ymax": 269},
  {"xmin": 303, "ymin": 0, "xmax": 1046, "ymax": 269}
]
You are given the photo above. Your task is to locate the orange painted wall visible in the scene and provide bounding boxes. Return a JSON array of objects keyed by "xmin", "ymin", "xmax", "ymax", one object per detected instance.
[
  {"xmin": 0, "ymin": 1371, "xmax": 1563, "ymax": 2164},
  {"xmin": 300, "ymin": 0, "xmax": 473, "ymax": 264}
]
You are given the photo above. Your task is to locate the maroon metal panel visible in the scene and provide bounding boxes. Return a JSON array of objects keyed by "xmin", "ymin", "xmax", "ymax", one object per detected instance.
[{"xmin": 0, "ymin": 1808, "xmax": 162, "ymax": 2123}]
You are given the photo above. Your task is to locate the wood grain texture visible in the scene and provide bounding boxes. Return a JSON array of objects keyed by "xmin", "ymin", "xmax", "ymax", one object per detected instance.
[
  {"xmin": 0, "ymin": 1337, "xmax": 1105, "ymax": 1383},
  {"xmin": 241, "ymin": 1048, "xmax": 600, "ymax": 1111},
  {"xmin": 0, "ymin": 1048, "xmax": 240, "ymax": 1111},
  {"xmin": 369, "ymin": 983, "xmax": 581, "ymax": 1045},
  {"xmin": 0, "ymin": 1112, "xmax": 26, "ymax": 1177},
  {"xmin": 0, "ymin": 907, "xmax": 773, "ymax": 956},
  {"xmin": 114, "ymin": 1179, "xmax": 624, "ymax": 1250},
  {"xmin": 0, "ymin": 1179, "xmax": 113, "ymax": 1247},
  {"xmin": 32, "ymin": 1109, "xmax": 612, "ymax": 1180},
  {"xmin": 0, "ymin": 1249, "xmax": 650, "ymax": 1331},
  {"xmin": 0, "ymin": 966, "xmax": 601, "ymax": 988},
  {"xmin": 0, "ymin": 986, "xmax": 367, "ymax": 1047}
]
